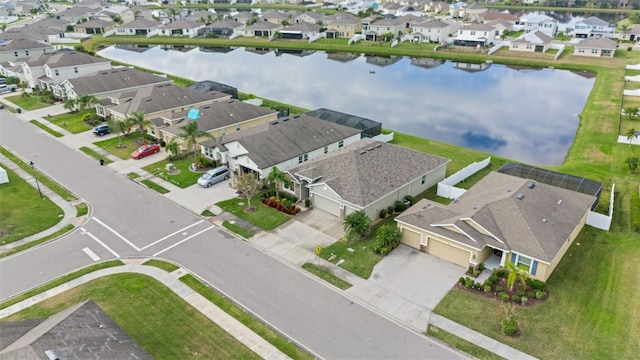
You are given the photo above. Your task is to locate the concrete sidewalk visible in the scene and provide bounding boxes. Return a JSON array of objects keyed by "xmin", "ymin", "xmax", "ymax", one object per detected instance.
[{"xmin": 0, "ymin": 260, "xmax": 292, "ymax": 360}]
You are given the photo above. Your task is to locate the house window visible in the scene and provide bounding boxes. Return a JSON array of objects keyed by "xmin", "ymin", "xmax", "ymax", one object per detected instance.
[
  {"xmin": 578, "ymin": 48, "xmax": 585, "ymax": 53},
  {"xmin": 221, "ymin": 128, "xmax": 226, "ymax": 136},
  {"xmin": 470, "ymin": 31, "xmax": 475, "ymax": 35},
  {"xmin": 526, "ymin": 44, "xmax": 532, "ymax": 49},
  {"xmin": 421, "ymin": 175, "xmax": 426, "ymax": 184},
  {"xmin": 591, "ymin": 48, "xmax": 598, "ymax": 54},
  {"xmin": 298, "ymin": 153, "xmax": 308, "ymax": 163},
  {"xmin": 511, "ymin": 253, "xmax": 536, "ymax": 275},
  {"xmin": 298, "ymin": 155, "xmax": 303, "ymax": 163},
  {"xmin": 55, "ymin": 69, "xmax": 59, "ymax": 76},
  {"xmin": 74, "ymin": 67, "xmax": 78, "ymax": 74},
  {"xmin": 324, "ymin": 146, "xmax": 328, "ymax": 153},
  {"xmin": 25, "ymin": 50, "xmax": 29, "ymax": 56},
  {"xmin": 338, "ymin": 140, "xmax": 344, "ymax": 148},
  {"xmin": 14, "ymin": 51, "xmax": 18, "ymax": 57},
  {"xmin": 236, "ymin": 125, "xmax": 241, "ymax": 131}
]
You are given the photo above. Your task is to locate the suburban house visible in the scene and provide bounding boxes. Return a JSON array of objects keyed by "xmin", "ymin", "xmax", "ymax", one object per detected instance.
[
  {"xmin": 0, "ymin": 39, "xmax": 54, "ymax": 63},
  {"xmin": 261, "ymin": 10, "xmax": 293, "ymax": 25},
  {"xmin": 462, "ymin": 3, "xmax": 487, "ymax": 22},
  {"xmin": 573, "ymin": 16, "xmax": 612, "ymax": 38},
  {"xmin": 368, "ymin": 18, "xmax": 407, "ymax": 40},
  {"xmin": 55, "ymin": 6, "xmax": 99, "ymax": 23},
  {"xmin": 481, "ymin": 11, "xmax": 518, "ymax": 25},
  {"xmin": 454, "ymin": 23, "xmax": 498, "ymax": 47},
  {"xmin": 0, "ymin": 300, "xmax": 152, "ymax": 360},
  {"xmin": 324, "ymin": 17, "xmax": 362, "ymax": 38},
  {"xmin": 56, "ymin": 67, "xmax": 173, "ymax": 103},
  {"xmin": 0, "ymin": 28, "xmax": 51, "ymax": 43},
  {"xmin": 306, "ymin": 108, "xmax": 382, "ymax": 138},
  {"xmin": 199, "ymin": 20, "xmax": 245, "ymax": 37},
  {"xmin": 619, "ymin": 24, "xmax": 640, "ymax": 41},
  {"xmin": 521, "ymin": 14, "xmax": 557, "ymax": 37},
  {"xmin": 74, "ymin": 19, "xmax": 117, "ymax": 34},
  {"xmin": 200, "ymin": 114, "xmax": 362, "ymax": 178},
  {"xmin": 448, "ymin": 1, "xmax": 467, "ymax": 18},
  {"xmin": 97, "ymin": 5, "xmax": 136, "ymax": 24},
  {"xmin": 573, "ymin": 37, "xmax": 617, "ymax": 58},
  {"xmin": 294, "ymin": 11, "xmax": 324, "ymax": 25},
  {"xmin": 115, "ymin": 18, "xmax": 163, "ymax": 36},
  {"xmin": 411, "ymin": 19, "xmax": 453, "ymax": 43},
  {"xmin": 99, "ymin": 83, "xmax": 231, "ymax": 122},
  {"xmin": 153, "ymin": 99, "xmax": 278, "ymax": 150},
  {"xmin": 19, "ymin": 49, "xmax": 111, "ymax": 90},
  {"xmin": 278, "ymin": 22, "xmax": 322, "ymax": 40},
  {"xmin": 244, "ymin": 22, "xmax": 283, "ymax": 38},
  {"xmin": 159, "ymin": 20, "xmax": 204, "ymax": 37},
  {"xmin": 286, "ymin": 138, "xmax": 449, "ymax": 220},
  {"xmin": 395, "ymin": 171, "xmax": 598, "ymax": 282},
  {"xmin": 485, "ymin": 19, "xmax": 513, "ymax": 36},
  {"xmin": 510, "ymin": 30, "xmax": 553, "ymax": 53}
]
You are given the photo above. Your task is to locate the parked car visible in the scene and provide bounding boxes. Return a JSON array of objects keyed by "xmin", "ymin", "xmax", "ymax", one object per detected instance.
[
  {"xmin": 197, "ymin": 166, "xmax": 230, "ymax": 188},
  {"xmin": 92, "ymin": 123, "xmax": 109, "ymax": 136},
  {"xmin": 131, "ymin": 144, "xmax": 160, "ymax": 159},
  {"xmin": 0, "ymin": 84, "xmax": 17, "ymax": 94}
]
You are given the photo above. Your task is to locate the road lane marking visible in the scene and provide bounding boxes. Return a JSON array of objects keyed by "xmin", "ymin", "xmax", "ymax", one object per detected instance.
[
  {"xmin": 153, "ymin": 225, "xmax": 215, "ymax": 257},
  {"xmin": 82, "ymin": 247, "xmax": 101, "ymax": 262},
  {"xmin": 82, "ymin": 229, "xmax": 120, "ymax": 258},
  {"xmin": 140, "ymin": 220, "xmax": 205, "ymax": 251},
  {"xmin": 93, "ymin": 217, "xmax": 141, "ymax": 251}
]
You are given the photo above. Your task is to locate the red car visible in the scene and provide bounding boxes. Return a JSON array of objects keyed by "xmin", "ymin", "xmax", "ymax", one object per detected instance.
[{"xmin": 131, "ymin": 144, "xmax": 160, "ymax": 159}]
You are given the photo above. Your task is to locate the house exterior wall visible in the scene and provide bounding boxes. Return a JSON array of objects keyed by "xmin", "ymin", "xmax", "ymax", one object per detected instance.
[
  {"xmin": 326, "ymin": 23, "xmax": 362, "ymax": 38},
  {"xmin": 523, "ymin": 20, "xmax": 557, "ymax": 37},
  {"xmin": 476, "ymin": 246, "xmax": 494, "ymax": 266},
  {"xmin": 412, "ymin": 25, "xmax": 448, "ymax": 42},
  {"xmin": 0, "ymin": 46, "xmax": 53, "ymax": 63},
  {"xmin": 573, "ymin": 46, "xmax": 615, "ymax": 58},
  {"xmin": 510, "ymin": 42, "xmax": 537, "ymax": 52},
  {"xmin": 43, "ymin": 62, "xmax": 111, "ymax": 88}
]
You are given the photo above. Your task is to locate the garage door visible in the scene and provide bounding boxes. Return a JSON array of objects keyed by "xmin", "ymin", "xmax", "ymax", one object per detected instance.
[
  {"xmin": 401, "ymin": 228, "xmax": 421, "ymax": 249},
  {"xmin": 426, "ymin": 238, "xmax": 470, "ymax": 267},
  {"xmin": 313, "ymin": 194, "xmax": 341, "ymax": 217}
]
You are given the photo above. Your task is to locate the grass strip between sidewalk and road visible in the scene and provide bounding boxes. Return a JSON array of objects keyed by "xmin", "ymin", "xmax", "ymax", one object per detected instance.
[
  {"xmin": 0, "ymin": 260, "xmax": 124, "ymax": 310},
  {"xmin": 127, "ymin": 172, "xmax": 141, "ymax": 179},
  {"xmin": 0, "ymin": 146, "xmax": 77, "ymax": 202},
  {"xmin": 142, "ymin": 259, "xmax": 179, "ymax": 273},
  {"xmin": 222, "ymin": 220, "xmax": 254, "ymax": 238},
  {"xmin": 180, "ymin": 274, "xmax": 314, "ymax": 360},
  {"xmin": 75, "ymin": 203, "xmax": 88, "ymax": 217},
  {"xmin": 29, "ymin": 120, "xmax": 64, "ymax": 137},
  {"xmin": 0, "ymin": 224, "xmax": 75, "ymax": 260},
  {"xmin": 301, "ymin": 263, "xmax": 352, "ymax": 290},
  {"xmin": 79, "ymin": 146, "xmax": 112, "ymax": 164},
  {"xmin": 140, "ymin": 179, "xmax": 170, "ymax": 194},
  {"xmin": 427, "ymin": 325, "xmax": 506, "ymax": 360},
  {"xmin": 1, "ymin": 274, "xmax": 262, "ymax": 360}
]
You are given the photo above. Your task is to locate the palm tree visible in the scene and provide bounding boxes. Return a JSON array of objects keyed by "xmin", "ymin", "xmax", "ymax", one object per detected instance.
[
  {"xmin": 128, "ymin": 111, "xmax": 150, "ymax": 144},
  {"xmin": 505, "ymin": 261, "xmax": 527, "ymax": 292},
  {"xmin": 178, "ymin": 121, "xmax": 212, "ymax": 165},
  {"xmin": 624, "ymin": 106, "xmax": 639, "ymax": 120},
  {"xmin": 625, "ymin": 156, "xmax": 639, "ymax": 171},
  {"xmin": 266, "ymin": 166, "xmax": 291, "ymax": 200},
  {"xmin": 627, "ymin": 128, "xmax": 637, "ymax": 147},
  {"xmin": 76, "ymin": 94, "xmax": 98, "ymax": 111},
  {"xmin": 619, "ymin": 23, "xmax": 630, "ymax": 39},
  {"xmin": 108, "ymin": 118, "xmax": 126, "ymax": 148},
  {"xmin": 1, "ymin": 23, "xmax": 7, "ymax": 33},
  {"xmin": 63, "ymin": 98, "xmax": 77, "ymax": 112},
  {"xmin": 168, "ymin": 8, "xmax": 179, "ymax": 22},
  {"xmin": 343, "ymin": 210, "xmax": 371, "ymax": 242}
]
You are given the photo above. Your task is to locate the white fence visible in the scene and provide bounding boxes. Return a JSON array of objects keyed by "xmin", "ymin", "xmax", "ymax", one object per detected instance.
[
  {"xmin": 586, "ymin": 184, "xmax": 614, "ymax": 231},
  {"xmin": 487, "ymin": 42, "xmax": 507, "ymax": 55},
  {"xmin": 372, "ymin": 132, "xmax": 394, "ymax": 142},
  {"xmin": 391, "ymin": 39, "xmax": 398, "ymax": 47},
  {"xmin": 348, "ymin": 34, "xmax": 365, "ymax": 45},
  {"xmin": 308, "ymin": 32, "xmax": 325, "ymax": 43},
  {"xmin": 437, "ymin": 157, "xmax": 491, "ymax": 200},
  {"xmin": 549, "ymin": 43, "xmax": 565, "ymax": 60}
]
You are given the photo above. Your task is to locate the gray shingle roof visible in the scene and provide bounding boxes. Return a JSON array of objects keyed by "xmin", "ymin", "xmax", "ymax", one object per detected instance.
[
  {"xmin": 579, "ymin": 16, "xmax": 609, "ymax": 26},
  {"xmin": 513, "ymin": 30, "xmax": 552, "ymax": 45},
  {"xmin": 163, "ymin": 20, "xmax": 202, "ymax": 29},
  {"xmin": 68, "ymin": 67, "xmax": 173, "ymax": 95},
  {"xmin": 120, "ymin": 18, "xmax": 162, "ymax": 29},
  {"xmin": 577, "ymin": 37, "xmax": 617, "ymax": 50},
  {"xmin": 0, "ymin": 39, "xmax": 53, "ymax": 52},
  {"xmin": 26, "ymin": 49, "xmax": 108, "ymax": 68},
  {"xmin": 75, "ymin": 19, "xmax": 115, "ymax": 28},
  {"xmin": 289, "ymin": 139, "xmax": 449, "ymax": 207},
  {"xmin": 396, "ymin": 172, "xmax": 596, "ymax": 262}
]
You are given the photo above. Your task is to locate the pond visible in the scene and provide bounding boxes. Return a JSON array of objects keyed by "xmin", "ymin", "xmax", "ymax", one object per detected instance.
[{"xmin": 98, "ymin": 45, "xmax": 595, "ymax": 166}]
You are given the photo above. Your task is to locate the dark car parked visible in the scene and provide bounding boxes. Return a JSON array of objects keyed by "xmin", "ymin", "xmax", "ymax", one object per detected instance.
[{"xmin": 92, "ymin": 124, "xmax": 110, "ymax": 136}]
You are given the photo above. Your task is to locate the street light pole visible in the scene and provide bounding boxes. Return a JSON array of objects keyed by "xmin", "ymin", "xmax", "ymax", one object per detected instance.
[{"xmin": 29, "ymin": 161, "xmax": 42, "ymax": 198}]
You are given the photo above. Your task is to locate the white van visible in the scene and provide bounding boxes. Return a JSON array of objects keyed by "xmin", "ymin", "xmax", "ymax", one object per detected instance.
[
  {"xmin": 0, "ymin": 84, "xmax": 17, "ymax": 94},
  {"xmin": 197, "ymin": 166, "xmax": 230, "ymax": 188}
]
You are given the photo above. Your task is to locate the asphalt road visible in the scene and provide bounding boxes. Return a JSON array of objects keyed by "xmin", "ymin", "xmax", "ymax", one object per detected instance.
[{"xmin": 0, "ymin": 110, "xmax": 462, "ymax": 359}]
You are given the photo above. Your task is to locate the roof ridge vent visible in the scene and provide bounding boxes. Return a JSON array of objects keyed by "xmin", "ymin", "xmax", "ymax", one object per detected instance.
[
  {"xmin": 528, "ymin": 182, "xmax": 536, "ymax": 189},
  {"xmin": 516, "ymin": 193, "xmax": 525, "ymax": 200}
]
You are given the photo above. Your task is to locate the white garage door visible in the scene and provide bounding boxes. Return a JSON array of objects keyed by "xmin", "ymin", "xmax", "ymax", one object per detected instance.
[
  {"xmin": 426, "ymin": 238, "xmax": 470, "ymax": 267},
  {"xmin": 313, "ymin": 194, "xmax": 341, "ymax": 217}
]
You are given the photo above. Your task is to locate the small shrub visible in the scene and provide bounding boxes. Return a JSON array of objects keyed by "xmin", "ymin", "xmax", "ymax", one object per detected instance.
[
  {"xmin": 628, "ymin": 46, "xmax": 633, "ymax": 51},
  {"xmin": 499, "ymin": 292, "xmax": 509, "ymax": 302},
  {"xmin": 526, "ymin": 291, "xmax": 536, "ymax": 299},
  {"xmin": 526, "ymin": 278, "xmax": 548, "ymax": 291},
  {"xmin": 379, "ymin": 208, "xmax": 387, "ymax": 218},
  {"xmin": 521, "ymin": 296, "xmax": 528, "ymax": 306},
  {"xmin": 501, "ymin": 319, "xmax": 519, "ymax": 336},
  {"xmin": 478, "ymin": 262, "xmax": 485, "ymax": 271},
  {"xmin": 304, "ymin": 198, "xmax": 311, "ymax": 207},
  {"xmin": 468, "ymin": 265, "xmax": 474, "ymax": 274},
  {"xmin": 512, "ymin": 295, "xmax": 522, "ymax": 303},
  {"xmin": 465, "ymin": 277, "xmax": 473, "ymax": 288},
  {"xmin": 484, "ymin": 285, "xmax": 492, "ymax": 292},
  {"xmin": 394, "ymin": 200, "xmax": 406, "ymax": 213},
  {"xmin": 484, "ymin": 277, "xmax": 495, "ymax": 287},
  {"xmin": 495, "ymin": 286, "xmax": 504, "ymax": 293},
  {"xmin": 459, "ymin": 277, "xmax": 466, "ymax": 285},
  {"xmin": 404, "ymin": 195, "xmax": 415, "ymax": 206},
  {"xmin": 475, "ymin": 282, "xmax": 483, "ymax": 289},
  {"xmin": 496, "ymin": 268, "xmax": 509, "ymax": 278},
  {"xmin": 387, "ymin": 206, "xmax": 394, "ymax": 215},
  {"xmin": 515, "ymin": 289, "xmax": 525, "ymax": 298},
  {"xmin": 535, "ymin": 290, "xmax": 546, "ymax": 300}
]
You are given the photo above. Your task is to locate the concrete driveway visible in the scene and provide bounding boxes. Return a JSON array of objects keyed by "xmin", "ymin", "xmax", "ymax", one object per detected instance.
[{"xmin": 347, "ymin": 245, "xmax": 466, "ymax": 332}]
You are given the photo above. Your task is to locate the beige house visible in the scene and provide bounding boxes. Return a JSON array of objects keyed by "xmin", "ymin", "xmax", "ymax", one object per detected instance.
[
  {"xmin": 287, "ymin": 139, "xmax": 449, "ymax": 220},
  {"xmin": 395, "ymin": 172, "xmax": 597, "ymax": 281},
  {"xmin": 510, "ymin": 30, "xmax": 553, "ymax": 53},
  {"xmin": 325, "ymin": 18, "xmax": 362, "ymax": 38},
  {"xmin": 573, "ymin": 37, "xmax": 617, "ymax": 58}
]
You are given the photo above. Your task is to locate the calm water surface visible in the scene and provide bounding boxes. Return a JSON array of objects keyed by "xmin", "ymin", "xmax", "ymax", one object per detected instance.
[{"xmin": 98, "ymin": 45, "xmax": 595, "ymax": 165}]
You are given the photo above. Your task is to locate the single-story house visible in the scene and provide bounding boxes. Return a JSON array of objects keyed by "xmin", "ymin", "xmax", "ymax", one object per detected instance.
[
  {"xmin": 74, "ymin": 19, "xmax": 117, "ymax": 34},
  {"xmin": 159, "ymin": 20, "xmax": 204, "ymax": 37},
  {"xmin": 395, "ymin": 171, "xmax": 598, "ymax": 281},
  {"xmin": 200, "ymin": 113, "xmax": 362, "ymax": 178},
  {"xmin": 287, "ymin": 138, "xmax": 449, "ymax": 220},
  {"xmin": 619, "ymin": 24, "xmax": 640, "ymax": 42},
  {"xmin": 510, "ymin": 30, "xmax": 553, "ymax": 53},
  {"xmin": 278, "ymin": 22, "xmax": 322, "ymax": 40},
  {"xmin": 199, "ymin": 20, "xmax": 245, "ymax": 37},
  {"xmin": 245, "ymin": 22, "xmax": 283, "ymax": 38},
  {"xmin": 155, "ymin": 99, "xmax": 278, "ymax": 151},
  {"xmin": 573, "ymin": 37, "xmax": 616, "ymax": 58},
  {"xmin": 115, "ymin": 18, "xmax": 163, "ymax": 36}
]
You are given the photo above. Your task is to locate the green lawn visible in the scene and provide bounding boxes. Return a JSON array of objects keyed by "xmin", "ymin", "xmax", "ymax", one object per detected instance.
[
  {"xmin": 143, "ymin": 259, "xmax": 179, "ymax": 272},
  {"xmin": 301, "ymin": 263, "xmax": 352, "ymax": 290},
  {"xmin": 0, "ymin": 163, "xmax": 63, "ymax": 245},
  {"xmin": 75, "ymin": 203, "xmax": 88, "ymax": 217},
  {"xmin": 46, "ymin": 109, "xmax": 95, "ymax": 134},
  {"xmin": 4, "ymin": 94, "xmax": 51, "ymax": 110},
  {"xmin": 29, "ymin": 120, "xmax": 63, "ymax": 137},
  {"xmin": 94, "ymin": 135, "xmax": 156, "ymax": 160},
  {"xmin": 140, "ymin": 179, "xmax": 170, "ymax": 194},
  {"xmin": 0, "ymin": 224, "xmax": 74, "ymax": 259},
  {"xmin": 127, "ymin": 172, "xmax": 141, "ymax": 179},
  {"xmin": 142, "ymin": 157, "xmax": 203, "ymax": 188},
  {"xmin": 427, "ymin": 325, "xmax": 505, "ymax": 360},
  {"xmin": 222, "ymin": 220, "xmax": 254, "ymax": 238},
  {"xmin": 319, "ymin": 216, "xmax": 397, "ymax": 279},
  {"xmin": 216, "ymin": 198, "xmax": 290, "ymax": 230},
  {"xmin": 2, "ymin": 274, "xmax": 262, "ymax": 360}
]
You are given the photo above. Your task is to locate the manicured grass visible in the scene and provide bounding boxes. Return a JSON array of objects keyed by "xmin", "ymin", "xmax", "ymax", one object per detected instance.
[
  {"xmin": 75, "ymin": 202, "xmax": 88, "ymax": 217},
  {"xmin": 127, "ymin": 172, "xmax": 141, "ymax": 179},
  {"xmin": 0, "ymin": 163, "xmax": 63, "ymax": 245},
  {"xmin": 428, "ymin": 325, "xmax": 506, "ymax": 360},
  {"xmin": 29, "ymin": 120, "xmax": 64, "ymax": 137},
  {"xmin": 180, "ymin": 274, "xmax": 314, "ymax": 360},
  {"xmin": 143, "ymin": 259, "xmax": 179, "ymax": 272},
  {"xmin": 46, "ymin": 109, "xmax": 94, "ymax": 134},
  {"xmin": 140, "ymin": 179, "xmax": 170, "ymax": 194},
  {"xmin": 216, "ymin": 198, "xmax": 290, "ymax": 230},
  {"xmin": 4, "ymin": 94, "xmax": 50, "ymax": 110},
  {"xmin": 0, "ymin": 146, "xmax": 77, "ymax": 201},
  {"xmin": 301, "ymin": 263, "xmax": 352, "ymax": 290},
  {"xmin": 2, "ymin": 274, "xmax": 262, "ymax": 360},
  {"xmin": 142, "ymin": 157, "xmax": 203, "ymax": 188},
  {"xmin": 79, "ymin": 146, "xmax": 112, "ymax": 164},
  {"xmin": 222, "ymin": 220, "xmax": 254, "ymax": 238},
  {"xmin": 94, "ymin": 135, "xmax": 152, "ymax": 160},
  {"xmin": 0, "ymin": 224, "xmax": 74, "ymax": 259},
  {"xmin": 201, "ymin": 209, "xmax": 215, "ymax": 217},
  {"xmin": 319, "ymin": 216, "xmax": 397, "ymax": 279},
  {"xmin": 0, "ymin": 260, "xmax": 124, "ymax": 310}
]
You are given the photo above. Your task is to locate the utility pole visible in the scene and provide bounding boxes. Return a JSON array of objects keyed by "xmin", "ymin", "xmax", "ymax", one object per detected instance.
[{"xmin": 29, "ymin": 161, "xmax": 42, "ymax": 198}]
